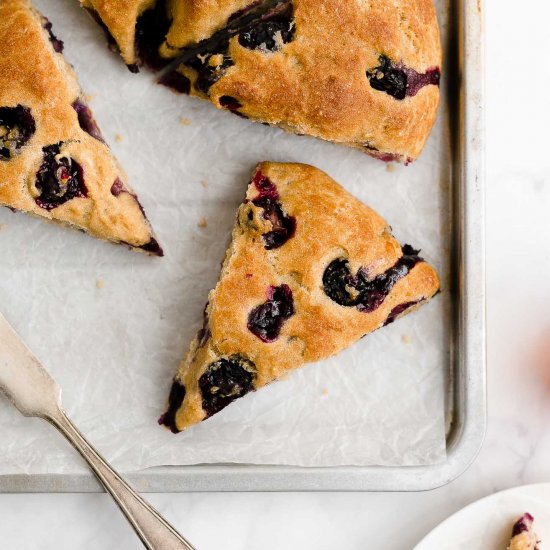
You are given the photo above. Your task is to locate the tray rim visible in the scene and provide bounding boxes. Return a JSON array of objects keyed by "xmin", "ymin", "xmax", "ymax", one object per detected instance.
[{"xmin": 0, "ymin": 0, "xmax": 485, "ymax": 493}]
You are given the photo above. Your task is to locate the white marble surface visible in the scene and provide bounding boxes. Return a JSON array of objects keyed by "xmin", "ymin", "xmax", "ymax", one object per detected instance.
[{"xmin": 1, "ymin": 0, "xmax": 549, "ymax": 548}]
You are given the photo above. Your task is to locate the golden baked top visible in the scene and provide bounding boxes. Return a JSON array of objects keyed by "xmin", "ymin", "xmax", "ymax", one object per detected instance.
[
  {"xmin": 0, "ymin": 0, "xmax": 161, "ymax": 254},
  {"xmin": 160, "ymin": 162, "xmax": 441, "ymax": 432}
]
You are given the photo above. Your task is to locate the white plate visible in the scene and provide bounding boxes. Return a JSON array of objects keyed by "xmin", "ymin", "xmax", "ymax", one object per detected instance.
[{"xmin": 415, "ymin": 484, "xmax": 550, "ymax": 550}]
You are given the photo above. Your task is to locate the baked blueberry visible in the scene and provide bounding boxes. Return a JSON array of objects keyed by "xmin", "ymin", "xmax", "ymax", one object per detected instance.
[
  {"xmin": 199, "ymin": 357, "xmax": 256, "ymax": 417},
  {"xmin": 72, "ymin": 99, "xmax": 104, "ymax": 142},
  {"xmin": 367, "ymin": 55, "xmax": 440, "ymax": 100},
  {"xmin": 0, "ymin": 105, "xmax": 36, "ymax": 160},
  {"xmin": 41, "ymin": 17, "xmax": 64, "ymax": 53},
  {"xmin": 34, "ymin": 143, "xmax": 87, "ymax": 211},
  {"xmin": 158, "ymin": 380, "xmax": 187, "ymax": 433},
  {"xmin": 248, "ymin": 284, "xmax": 294, "ymax": 342}
]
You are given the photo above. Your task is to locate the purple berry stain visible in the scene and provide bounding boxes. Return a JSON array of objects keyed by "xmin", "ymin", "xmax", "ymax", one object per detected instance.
[
  {"xmin": 323, "ymin": 245, "xmax": 423, "ymax": 313},
  {"xmin": 199, "ymin": 356, "xmax": 256, "ymax": 417},
  {"xmin": 0, "ymin": 105, "xmax": 36, "ymax": 159},
  {"xmin": 34, "ymin": 143, "xmax": 87, "ymax": 210},
  {"xmin": 367, "ymin": 55, "xmax": 440, "ymax": 100},
  {"xmin": 248, "ymin": 284, "xmax": 295, "ymax": 342},
  {"xmin": 251, "ymin": 171, "xmax": 296, "ymax": 249},
  {"xmin": 72, "ymin": 99, "xmax": 104, "ymax": 142}
]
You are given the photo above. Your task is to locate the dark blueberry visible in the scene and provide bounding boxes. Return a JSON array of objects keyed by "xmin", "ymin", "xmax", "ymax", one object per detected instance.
[
  {"xmin": 238, "ymin": 2, "xmax": 295, "ymax": 52},
  {"xmin": 72, "ymin": 99, "xmax": 104, "ymax": 142},
  {"xmin": 34, "ymin": 143, "xmax": 87, "ymax": 210},
  {"xmin": 248, "ymin": 284, "xmax": 294, "ymax": 342},
  {"xmin": 367, "ymin": 55, "xmax": 440, "ymax": 100},
  {"xmin": 199, "ymin": 356, "xmax": 256, "ymax": 417},
  {"xmin": 323, "ymin": 245, "xmax": 423, "ymax": 313},
  {"xmin": 110, "ymin": 177, "xmax": 125, "ymax": 196},
  {"xmin": 42, "ymin": 17, "xmax": 64, "ymax": 53},
  {"xmin": 322, "ymin": 259, "xmax": 359, "ymax": 307},
  {"xmin": 383, "ymin": 300, "xmax": 422, "ymax": 326},
  {"xmin": 138, "ymin": 238, "xmax": 164, "ymax": 257},
  {"xmin": 158, "ymin": 379, "xmax": 186, "ymax": 433},
  {"xmin": 194, "ymin": 54, "xmax": 234, "ymax": 95},
  {"xmin": 0, "ymin": 105, "xmax": 36, "ymax": 160},
  {"xmin": 134, "ymin": 2, "xmax": 172, "ymax": 71},
  {"xmin": 512, "ymin": 513, "xmax": 534, "ymax": 538},
  {"xmin": 219, "ymin": 95, "xmax": 242, "ymax": 111},
  {"xmin": 250, "ymin": 172, "xmax": 296, "ymax": 249},
  {"xmin": 158, "ymin": 71, "xmax": 191, "ymax": 94}
]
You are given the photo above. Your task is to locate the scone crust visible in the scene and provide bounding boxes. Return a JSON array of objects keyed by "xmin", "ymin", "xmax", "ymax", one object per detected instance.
[
  {"xmin": 0, "ymin": 0, "xmax": 158, "ymax": 250},
  {"xmin": 161, "ymin": 0, "xmax": 256, "ymax": 55},
  {"xmin": 177, "ymin": 0, "xmax": 442, "ymax": 160},
  {"xmin": 81, "ymin": 0, "xmax": 156, "ymax": 66},
  {"xmin": 169, "ymin": 162, "xmax": 440, "ymax": 431}
]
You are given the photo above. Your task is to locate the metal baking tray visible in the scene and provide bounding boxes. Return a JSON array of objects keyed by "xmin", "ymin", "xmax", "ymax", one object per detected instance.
[{"xmin": 0, "ymin": 0, "xmax": 485, "ymax": 492}]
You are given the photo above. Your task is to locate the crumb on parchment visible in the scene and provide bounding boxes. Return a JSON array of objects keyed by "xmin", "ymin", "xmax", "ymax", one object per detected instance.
[
  {"xmin": 0, "ymin": 224, "xmax": 5, "ymax": 231},
  {"xmin": 115, "ymin": 134, "xmax": 124, "ymax": 143},
  {"xmin": 198, "ymin": 217, "xmax": 208, "ymax": 228},
  {"xmin": 386, "ymin": 163, "xmax": 395, "ymax": 173},
  {"xmin": 84, "ymin": 93, "xmax": 96, "ymax": 102},
  {"xmin": 96, "ymin": 279, "xmax": 105, "ymax": 289},
  {"xmin": 402, "ymin": 334, "xmax": 410, "ymax": 344},
  {"xmin": 180, "ymin": 117, "xmax": 192, "ymax": 126},
  {"xmin": 322, "ymin": 388, "xmax": 329, "ymax": 396},
  {"xmin": 201, "ymin": 179, "xmax": 209, "ymax": 188}
]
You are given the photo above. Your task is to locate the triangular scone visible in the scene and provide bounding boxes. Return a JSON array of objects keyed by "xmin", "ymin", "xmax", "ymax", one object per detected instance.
[
  {"xmin": 81, "ymin": 0, "xmax": 170, "ymax": 71},
  {"xmin": 160, "ymin": 162, "xmax": 440, "ymax": 433},
  {"xmin": 159, "ymin": 0, "xmax": 441, "ymax": 162},
  {"xmin": 0, "ymin": 0, "xmax": 162, "ymax": 255},
  {"xmin": 508, "ymin": 514, "xmax": 540, "ymax": 550}
]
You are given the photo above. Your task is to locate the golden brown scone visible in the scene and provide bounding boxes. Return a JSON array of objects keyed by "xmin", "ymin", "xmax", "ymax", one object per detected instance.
[
  {"xmin": 80, "ymin": 0, "xmax": 169, "ymax": 70},
  {"xmin": 159, "ymin": 162, "xmax": 440, "ymax": 433},
  {"xmin": 160, "ymin": 0, "xmax": 258, "ymax": 57},
  {"xmin": 160, "ymin": 0, "xmax": 441, "ymax": 162},
  {"xmin": 0, "ymin": 0, "xmax": 162, "ymax": 255},
  {"xmin": 508, "ymin": 514, "xmax": 540, "ymax": 550}
]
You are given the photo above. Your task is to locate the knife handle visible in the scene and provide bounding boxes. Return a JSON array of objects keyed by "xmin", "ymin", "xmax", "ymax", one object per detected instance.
[{"xmin": 48, "ymin": 408, "xmax": 196, "ymax": 550}]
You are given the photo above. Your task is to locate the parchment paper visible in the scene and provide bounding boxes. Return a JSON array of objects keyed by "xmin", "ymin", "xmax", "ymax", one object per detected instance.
[{"xmin": 0, "ymin": 0, "xmax": 451, "ymax": 474}]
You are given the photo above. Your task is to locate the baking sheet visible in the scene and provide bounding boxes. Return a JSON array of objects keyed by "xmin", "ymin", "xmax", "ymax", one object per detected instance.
[{"xmin": 0, "ymin": 0, "xmax": 451, "ymax": 475}]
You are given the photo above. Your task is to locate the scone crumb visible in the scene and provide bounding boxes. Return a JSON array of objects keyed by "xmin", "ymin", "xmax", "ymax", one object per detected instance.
[
  {"xmin": 321, "ymin": 388, "xmax": 329, "ymax": 397},
  {"xmin": 198, "ymin": 217, "xmax": 208, "ymax": 228},
  {"xmin": 115, "ymin": 134, "xmax": 124, "ymax": 143},
  {"xmin": 402, "ymin": 334, "xmax": 410, "ymax": 344},
  {"xmin": 96, "ymin": 278, "xmax": 105, "ymax": 289},
  {"xmin": 180, "ymin": 117, "xmax": 192, "ymax": 126},
  {"xmin": 201, "ymin": 179, "xmax": 209, "ymax": 188},
  {"xmin": 386, "ymin": 163, "xmax": 396, "ymax": 173},
  {"xmin": 0, "ymin": 223, "xmax": 5, "ymax": 231},
  {"xmin": 84, "ymin": 93, "xmax": 96, "ymax": 102}
]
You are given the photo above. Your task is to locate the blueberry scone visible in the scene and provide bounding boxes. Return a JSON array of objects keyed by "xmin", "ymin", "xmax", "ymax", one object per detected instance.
[
  {"xmin": 159, "ymin": 162, "xmax": 440, "ymax": 432},
  {"xmin": 0, "ymin": 0, "xmax": 162, "ymax": 255},
  {"xmin": 159, "ymin": 0, "xmax": 442, "ymax": 162},
  {"xmin": 508, "ymin": 514, "xmax": 540, "ymax": 550}
]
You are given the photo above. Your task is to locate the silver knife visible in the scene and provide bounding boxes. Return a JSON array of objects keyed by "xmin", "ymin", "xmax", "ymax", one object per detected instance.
[{"xmin": 0, "ymin": 312, "xmax": 196, "ymax": 550}]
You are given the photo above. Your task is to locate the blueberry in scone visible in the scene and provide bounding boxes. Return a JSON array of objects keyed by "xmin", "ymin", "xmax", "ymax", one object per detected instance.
[
  {"xmin": 159, "ymin": 0, "xmax": 441, "ymax": 162},
  {"xmin": 508, "ymin": 513, "xmax": 540, "ymax": 550},
  {"xmin": 0, "ymin": 0, "xmax": 162, "ymax": 255},
  {"xmin": 159, "ymin": 162, "xmax": 440, "ymax": 433},
  {"xmin": 80, "ymin": 0, "xmax": 171, "ymax": 71}
]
